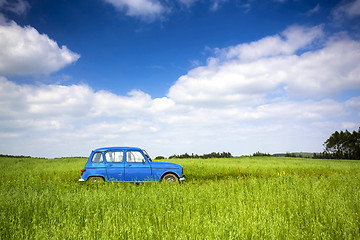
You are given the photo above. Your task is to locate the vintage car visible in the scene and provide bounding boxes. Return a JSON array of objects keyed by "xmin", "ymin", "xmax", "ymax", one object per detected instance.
[{"xmin": 79, "ymin": 147, "xmax": 185, "ymax": 182}]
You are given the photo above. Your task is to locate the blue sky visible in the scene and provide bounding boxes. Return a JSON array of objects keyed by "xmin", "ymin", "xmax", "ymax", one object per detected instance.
[{"xmin": 0, "ymin": 0, "xmax": 360, "ymax": 158}]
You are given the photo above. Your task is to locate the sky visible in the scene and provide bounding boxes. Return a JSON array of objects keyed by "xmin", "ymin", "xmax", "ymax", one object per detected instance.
[{"xmin": 0, "ymin": 0, "xmax": 360, "ymax": 158}]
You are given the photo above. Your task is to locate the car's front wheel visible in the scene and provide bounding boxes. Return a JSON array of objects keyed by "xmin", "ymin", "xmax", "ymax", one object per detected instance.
[
  {"xmin": 88, "ymin": 176, "xmax": 105, "ymax": 182},
  {"xmin": 161, "ymin": 173, "xmax": 179, "ymax": 183}
]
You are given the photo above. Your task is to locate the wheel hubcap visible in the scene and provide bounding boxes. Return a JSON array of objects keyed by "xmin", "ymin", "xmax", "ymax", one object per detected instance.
[{"xmin": 166, "ymin": 176, "xmax": 176, "ymax": 182}]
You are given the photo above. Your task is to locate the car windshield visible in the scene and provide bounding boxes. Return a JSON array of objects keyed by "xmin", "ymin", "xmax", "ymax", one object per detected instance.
[{"xmin": 142, "ymin": 149, "xmax": 152, "ymax": 162}]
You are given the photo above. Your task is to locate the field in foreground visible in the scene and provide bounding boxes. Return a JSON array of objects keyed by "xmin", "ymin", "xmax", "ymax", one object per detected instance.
[{"xmin": 0, "ymin": 156, "xmax": 359, "ymax": 239}]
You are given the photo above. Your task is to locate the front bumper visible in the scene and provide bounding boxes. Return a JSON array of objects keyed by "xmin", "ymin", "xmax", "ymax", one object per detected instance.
[{"xmin": 179, "ymin": 175, "xmax": 186, "ymax": 181}]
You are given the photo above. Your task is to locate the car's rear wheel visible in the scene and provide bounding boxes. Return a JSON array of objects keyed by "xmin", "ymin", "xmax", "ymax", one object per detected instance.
[
  {"xmin": 88, "ymin": 176, "xmax": 105, "ymax": 182},
  {"xmin": 161, "ymin": 173, "xmax": 179, "ymax": 183}
]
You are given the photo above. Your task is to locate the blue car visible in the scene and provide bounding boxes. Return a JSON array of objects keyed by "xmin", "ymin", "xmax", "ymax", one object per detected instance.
[{"xmin": 79, "ymin": 147, "xmax": 185, "ymax": 182}]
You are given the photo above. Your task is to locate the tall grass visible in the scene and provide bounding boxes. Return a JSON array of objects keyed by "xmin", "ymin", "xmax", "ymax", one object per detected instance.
[{"xmin": 1, "ymin": 156, "xmax": 359, "ymax": 239}]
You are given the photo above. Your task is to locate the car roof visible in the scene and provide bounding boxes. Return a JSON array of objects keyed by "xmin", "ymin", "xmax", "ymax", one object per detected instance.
[{"xmin": 93, "ymin": 147, "xmax": 142, "ymax": 152}]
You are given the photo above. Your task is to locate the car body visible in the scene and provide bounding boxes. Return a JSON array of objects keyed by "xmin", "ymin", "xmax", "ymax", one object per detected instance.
[{"xmin": 79, "ymin": 147, "xmax": 185, "ymax": 182}]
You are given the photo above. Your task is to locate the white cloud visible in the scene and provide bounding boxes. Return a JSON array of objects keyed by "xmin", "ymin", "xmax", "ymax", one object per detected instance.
[
  {"xmin": 92, "ymin": 89, "xmax": 153, "ymax": 118},
  {"xmin": 0, "ymin": 21, "xmax": 80, "ymax": 76},
  {"xmin": 103, "ymin": 0, "xmax": 231, "ymax": 21},
  {"xmin": 285, "ymin": 38, "xmax": 360, "ymax": 96},
  {"xmin": 0, "ymin": 77, "xmax": 93, "ymax": 121},
  {"xmin": 306, "ymin": 3, "xmax": 320, "ymax": 16},
  {"xmin": 332, "ymin": 0, "xmax": 360, "ymax": 19},
  {"xmin": 246, "ymin": 99, "xmax": 346, "ymax": 122},
  {"xmin": 346, "ymin": 96, "xmax": 360, "ymax": 108},
  {"xmin": 0, "ymin": 77, "xmax": 175, "ymax": 157},
  {"xmin": 104, "ymin": 0, "xmax": 165, "ymax": 21},
  {"xmin": 221, "ymin": 25, "xmax": 324, "ymax": 62},
  {"xmin": 168, "ymin": 25, "xmax": 360, "ymax": 106},
  {"xmin": 0, "ymin": 0, "xmax": 30, "ymax": 15},
  {"xmin": 210, "ymin": 0, "xmax": 228, "ymax": 11},
  {"xmin": 0, "ymin": 74, "xmax": 357, "ymax": 158}
]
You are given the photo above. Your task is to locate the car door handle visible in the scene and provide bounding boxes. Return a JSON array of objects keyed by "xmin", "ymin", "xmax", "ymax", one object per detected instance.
[
  {"xmin": 106, "ymin": 164, "xmax": 112, "ymax": 167},
  {"xmin": 125, "ymin": 164, "xmax": 131, "ymax": 167}
]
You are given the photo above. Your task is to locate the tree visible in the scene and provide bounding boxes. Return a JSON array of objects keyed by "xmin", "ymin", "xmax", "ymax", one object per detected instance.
[{"xmin": 324, "ymin": 127, "xmax": 360, "ymax": 160}]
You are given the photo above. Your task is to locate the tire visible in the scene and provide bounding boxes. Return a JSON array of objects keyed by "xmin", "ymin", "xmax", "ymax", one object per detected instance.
[
  {"xmin": 88, "ymin": 176, "xmax": 105, "ymax": 182},
  {"xmin": 161, "ymin": 173, "xmax": 179, "ymax": 183}
]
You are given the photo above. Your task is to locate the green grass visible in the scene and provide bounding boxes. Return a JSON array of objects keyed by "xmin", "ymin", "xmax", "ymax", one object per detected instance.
[{"xmin": 1, "ymin": 156, "xmax": 360, "ymax": 239}]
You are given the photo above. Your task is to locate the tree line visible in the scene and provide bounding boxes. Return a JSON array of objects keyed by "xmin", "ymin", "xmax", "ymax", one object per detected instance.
[
  {"xmin": 167, "ymin": 152, "xmax": 232, "ymax": 159},
  {"xmin": 0, "ymin": 154, "xmax": 31, "ymax": 158},
  {"xmin": 163, "ymin": 127, "xmax": 360, "ymax": 160}
]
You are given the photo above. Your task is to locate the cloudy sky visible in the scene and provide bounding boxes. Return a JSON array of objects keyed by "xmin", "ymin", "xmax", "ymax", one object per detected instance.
[{"xmin": 0, "ymin": 0, "xmax": 359, "ymax": 158}]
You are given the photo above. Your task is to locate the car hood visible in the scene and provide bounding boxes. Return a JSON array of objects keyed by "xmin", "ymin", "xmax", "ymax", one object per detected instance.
[{"xmin": 151, "ymin": 161, "xmax": 182, "ymax": 169}]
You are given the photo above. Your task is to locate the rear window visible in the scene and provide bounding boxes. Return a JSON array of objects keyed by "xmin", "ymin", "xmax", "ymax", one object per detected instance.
[{"xmin": 91, "ymin": 152, "xmax": 103, "ymax": 163}]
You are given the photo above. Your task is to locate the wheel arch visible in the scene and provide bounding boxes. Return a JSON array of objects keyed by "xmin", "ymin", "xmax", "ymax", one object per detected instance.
[
  {"xmin": 86, "ymin": 175, "xmax": 106, "ymax": 182},
  {"xmin": 160, "ymin": 171, "xmax": 180, "ymax": 181}
]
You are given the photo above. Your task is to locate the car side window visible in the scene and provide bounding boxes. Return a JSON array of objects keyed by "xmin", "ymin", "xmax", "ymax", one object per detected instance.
[
  {"xmin": 126, "ymin": 151, "xmax": 145, "ymax": 163},
  {"xmin": 91, "ymin": 152, "xmax": 103, "ymax": 163},
  {"xmin": 105, "ymin": 151, "xmax": 124, "ymax": 162}
]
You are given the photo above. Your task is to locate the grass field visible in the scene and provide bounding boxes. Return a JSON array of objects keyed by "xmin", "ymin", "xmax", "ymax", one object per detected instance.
[{"xmin": 1, "ymin": 156, "xmax": 359, "ymax": 239}]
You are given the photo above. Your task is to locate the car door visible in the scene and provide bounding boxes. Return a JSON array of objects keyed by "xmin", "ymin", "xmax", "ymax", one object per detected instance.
[
  {"xmin": 124, "ymin": 150, "xmax": 152, "ymax": 181},
  {"xmin": 105, "ymin": 151, "xmax": 125, "ymax": 181}
]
